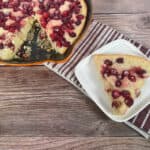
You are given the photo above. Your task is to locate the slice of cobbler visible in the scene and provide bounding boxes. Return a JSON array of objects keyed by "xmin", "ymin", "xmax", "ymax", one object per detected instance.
[{"xmin": 93, "ymin": 54, "xmax": 150, "ymax": 115}]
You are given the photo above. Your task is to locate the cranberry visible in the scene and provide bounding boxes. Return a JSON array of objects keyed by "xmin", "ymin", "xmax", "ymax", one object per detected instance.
[
  {"xmin": 62, "ymin": 16, "xmax": 70, "ymax": 23},
  {"xmin": 110, "ymin": 68, "xmax": 118, "ymax": 76},
  {"xmin": 66, "ymin": 22, "xmax": 74, "ymax": 30},
  {"xmin": 102, "ymin": 67, "xmax": 111, "ymax": 77},
  {"xmin": 39, "ymin": 3, "xmax": 45, "ymax": 10},
  {"xmin": 74, "ymin": 7, "xmax": 80, "ymax": 14},
  {"xmin": 121, "ymin": 90, "xmax": 130, "ymax": 98},
  {"xmin": 112, "ymin": 101, "xmax": 121, "ymax": 108},
  {"xmin": 0, "ymin": 12, "xmax": 6, "ymax": 23},
  {"xmin": 122, "ymin": 70, "xmax": 130, "ymax": 77},
  {"xmin": 56, "ymin": 40, "xmax": 62, "ymax": 47},
  {"xmin": 124, "ymin": 97, "xmax": 134, "ymax": 107},
  {"xmin": 69, "ymin": 32, "xmax": 76, "ymax": 37},
  {"xmin": 128, "ymin": 74, "xmax": 136, "ymax": 82},
  {"xmin": 62, "ymin": 11, "xmax": 69, "ymax": 17},
  {"xmin": 50, "ymin": 33, "xmax": 60, "ymax": 41},
  {"xmin": 43, "ymin": 12, "xmax": 49, "ymax": 19},
  {"xmin": 40, "ymin": 18, "xmax": 47, "ymax": 28},
  {"xmin": 75, "ymin": 20, "xmax": 81, "ymax": 25},
  {"xmin": 6, "ymin": 42, "xmax": 14, "ymax": 48},
  {"xmin": 22, "ymin": 3, "xmax": 33, "ymax": 16},
  {"xmin": 58, "ymin": 30, "xmax": 65, "ymax": 36},
  {"xmin": 46, "ymin": 1, "xmax": 53, "ymax": 9},
  {"xmin": 0, "ymin": 43, "xmax": 4, "ymax": 49},
  {"xmin": 115, "ymin": 80, "xmax": 122, "ymax": 87},
  {"xmin": 77, "ymin": 15, "xmax": 84, "ymax": 20},
  {"xmin": 8, "ymin": 27, "xmax": 15, "ymax": 33},
  {"xmin": 49, "ymin": 13, "xmax": 55, "ymax": 19},
  {"xmin": 116, "ymin": 57, "xmax": 124, "ymax": 63},
  {"xmin": 0, "ymin": 35, "xmax": 5, "ymax": 40},
  {"xmin": 53, "ymin": 13, "xmax": 61, "ymax": 20},
  {"xmin": 104, "ymin": 59, "xmax": 113, "ymax": 66},
  {"xmin": 134, "ymin": 67, "xmax": 146, "ymax": 78},
  {"xmin": 61, "ymin": 38, "xmax": 70, "ymax": 47},
  {"xmin": 112, "ymin": 90, "xmax": 120, "ymax": 99}
]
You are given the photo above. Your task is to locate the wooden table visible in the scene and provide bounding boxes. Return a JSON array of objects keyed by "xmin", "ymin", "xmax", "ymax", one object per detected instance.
[{"xmin": 0, "ymin": 0, "xmax": 150, "ymax": 149}]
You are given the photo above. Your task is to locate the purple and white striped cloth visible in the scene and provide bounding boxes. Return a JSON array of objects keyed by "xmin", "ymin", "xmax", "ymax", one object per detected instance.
[{"xmin": 45, "ymin": 20, "xmax": 150, "ymax": 139}]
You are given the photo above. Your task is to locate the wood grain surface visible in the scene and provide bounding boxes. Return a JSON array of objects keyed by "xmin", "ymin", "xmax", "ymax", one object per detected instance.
[
  {"xmin": 0, "ymin": 137, "xmax": 149, "ymax": 150},
  {"xmin": 0, "ymin": 0, "xmax": 150, "ymax": 149}
]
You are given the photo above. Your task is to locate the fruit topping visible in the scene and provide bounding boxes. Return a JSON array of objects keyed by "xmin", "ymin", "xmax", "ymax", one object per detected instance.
[
  {"xmin": 101, "ymin": 59, "xmax": 147, "ymax": 87},
  {"xmin": 128, "ymin": 74, "xmax": 136, "ymax": 82},
  {"xmin": 134, "ymin": 67, "xmax": 146, "ymax": 78},
  {"xmin": 37, "ymin": 0, "xmax": 85, "ymax": 48},
  {"xmin": 112, "ymin": 90, "xmax": 121, "ymax": 99},
  {"xmin": 122, "ymin": 70, "xmax": 130, "ymax": 77},
  {"xmin": 116, "ymin": 57, "xmax": 124, "ymax": 63},
  {"xmin": 121, "ymin": 90, "xmax": 131, "ymax": 98},
  {"xmin": 124, "ymin": 97, "xmax": 134, "ymax": 107},
  {"xmin": 111, "ymin": 89, "xmax": 134, "ymax": 107},
  {"xmin": 110, "ymin": 68, "xmax": 118, "ymax": 76},
  {"xmin": 115, "ymin": 80, "xmax": 122, "ymax": 87},
  {"xmin": 104, "ymin": 59, "xmax": 113, "ymax": 66}
]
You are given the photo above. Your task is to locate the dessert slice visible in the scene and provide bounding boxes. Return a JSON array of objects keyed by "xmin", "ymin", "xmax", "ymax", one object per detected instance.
[
  {"xmin": 93, "ymin": 54, "xmax": 150, "ymax": 115},
  {"xmin": 34, "ymin": 0, "xmax": 87, "ymax": 54},
  {"xmin": 0, "ymin": 0, "xmax": 35, "ymax": 60}
]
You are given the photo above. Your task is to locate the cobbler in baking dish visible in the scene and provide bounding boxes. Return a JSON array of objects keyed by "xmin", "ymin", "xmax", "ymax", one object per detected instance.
[{"xmin": 0, "ymin": 0, "xmax": 87, "ymax": 60}]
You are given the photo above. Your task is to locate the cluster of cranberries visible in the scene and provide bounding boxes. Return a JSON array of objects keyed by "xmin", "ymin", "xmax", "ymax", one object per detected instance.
[
  {"xmin": 101, "ymin": 57, "xmax": 147, "ymax": 108},
  {"xmin": 0, "ymin": 41, "xmax": 14, "ymax": 50},
  {"xmin": 0, "ymin": 0, "xmax": 34, "ymax": 31},
  {"xmin": 0, "ymin": 0, "xmax": 85, "ymax": 49},
  {"xmin": 111, "ymin": 89, "xmax": 133, "ymax": 108},
  {"xmin": 0, "ymin": 0, "xmax": 34, "ymax": 49},
  {"xmin": 38, "ymin": 0, "xmax": 84, "ymax": 47},
  {"xmin": 0, "ymin": 0, "xmax": 33, "ymax": 12},
  {"xmin": 102, "ymin": 58, "xmax": 146, "ymax": 88}
]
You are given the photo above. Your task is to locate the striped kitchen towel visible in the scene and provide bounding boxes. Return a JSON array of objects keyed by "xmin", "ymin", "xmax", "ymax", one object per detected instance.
[{"xmin": 45, "ymin": 20, "xmax": 150, "ymax": 139}]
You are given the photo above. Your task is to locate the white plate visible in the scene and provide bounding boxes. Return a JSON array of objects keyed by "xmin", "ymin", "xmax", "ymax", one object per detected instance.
[{"xmin": 75, "ymin": 39, "xmax": 150, "ymax": 122}]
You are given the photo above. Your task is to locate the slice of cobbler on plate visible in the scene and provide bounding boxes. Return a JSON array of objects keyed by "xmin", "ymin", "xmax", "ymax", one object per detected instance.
[{"xmin": 93, "ymin": 54, "xmax": 150, "ymax": 115}]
